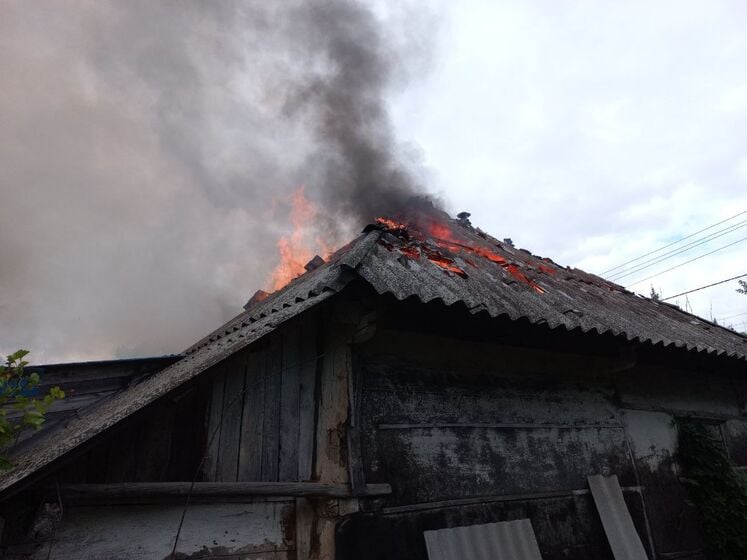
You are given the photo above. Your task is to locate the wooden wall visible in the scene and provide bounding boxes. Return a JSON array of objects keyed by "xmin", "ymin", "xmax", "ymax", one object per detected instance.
[
  {"xmin": 337, "ymin": 326, "xmax": 747, "ymax": 560},
  {"xmin": 204, "ymin": 311, "xmax": 319, "ymax": 483}
]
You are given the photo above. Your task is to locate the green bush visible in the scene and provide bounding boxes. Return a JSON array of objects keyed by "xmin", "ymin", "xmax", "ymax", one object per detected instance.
[
  {"xmin": 0, "ymin": 350, "xmax": 65, "ymax": 469},
  {"xmin": 677, "ymin": 421, "xmax": 747, "ymax": 559}
]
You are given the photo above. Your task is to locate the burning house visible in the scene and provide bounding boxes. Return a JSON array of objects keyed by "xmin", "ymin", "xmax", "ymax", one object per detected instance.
[{"xmin": 1, "ymin": 212, "xmax": 746, "ymax": 559}]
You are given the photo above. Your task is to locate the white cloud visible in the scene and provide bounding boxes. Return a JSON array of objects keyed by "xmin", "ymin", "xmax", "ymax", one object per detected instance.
[{"xmin": 392, "ymin": 0, "xmax": 747, "ymax": 327}]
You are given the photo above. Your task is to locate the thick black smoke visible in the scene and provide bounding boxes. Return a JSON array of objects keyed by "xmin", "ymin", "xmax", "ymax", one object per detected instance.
[
  {"xmin": 0, "ymin": 1, "xmax": 437, "ymax": 361},
  {"xmin": 284, "ymin": 2, "xmax": 433, "ymax": 223}
]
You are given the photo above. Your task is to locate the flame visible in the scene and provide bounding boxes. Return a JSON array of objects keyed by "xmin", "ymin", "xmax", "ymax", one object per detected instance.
[
  {"xmin": 269, "ymin": 187, "xmax": 321, "ymax": 291},
  {"xmin": 425, "ymin": 221, "xmax": 459, "ymax": 243},
  {"xmin": 376, "ymin": 217, "xmax": 408, "ymax": 230},
  {"xmin": 376, "ymin": 214, "xmax": 545, "ymax": 292}
]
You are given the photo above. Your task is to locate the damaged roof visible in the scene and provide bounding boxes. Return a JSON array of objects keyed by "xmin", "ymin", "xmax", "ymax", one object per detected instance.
[
  {"xmin": 191, "ymin": 215, "xmax": 747, "ymax": 362},
  {"xmin": 2, "ymin": 216, "xmax": 746, "ymax": 495}
]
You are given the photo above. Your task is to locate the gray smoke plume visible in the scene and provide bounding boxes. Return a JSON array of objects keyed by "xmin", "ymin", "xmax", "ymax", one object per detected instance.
[{"xmin": 0, "ymin": 1, "xmax": 437, "ymax": 362}]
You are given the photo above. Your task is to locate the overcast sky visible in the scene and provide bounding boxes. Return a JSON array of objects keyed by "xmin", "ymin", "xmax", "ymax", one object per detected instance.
[
  {"xmin": 2, "ymin": 1, "xmax": 746, "ymax": 363},
  {"xmin": 395, "ymin": 0, "xmax": 747, "ymax": 330}
]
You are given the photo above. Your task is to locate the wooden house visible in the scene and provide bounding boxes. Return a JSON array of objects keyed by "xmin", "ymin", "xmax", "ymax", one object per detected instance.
[{"xmin": 1, "ymin": 216, "xmax": 746, "ymax": 559}]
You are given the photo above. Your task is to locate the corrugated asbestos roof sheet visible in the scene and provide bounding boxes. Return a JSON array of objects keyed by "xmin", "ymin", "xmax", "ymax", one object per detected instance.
[
  {"xmin": 354, "ymin": 220, "xmax": 747, "ymax": 361},
  {"xmin": 588, "ymin": 474, "xmax": 649, "ymax": 560},
  {"xmin": 0, "ymin": 234, "xmax": 373, "ymax": 495},
  {"xmin": 2, "ymin": 217, "xmax": 746, "ymax": 494},
  {"xmin": 423, "ymin": 518, "xmax": 543, "ymax": 560},
  {"xmin": 188, "ymin": 216, "xmax": 747, "ymax": 362}
]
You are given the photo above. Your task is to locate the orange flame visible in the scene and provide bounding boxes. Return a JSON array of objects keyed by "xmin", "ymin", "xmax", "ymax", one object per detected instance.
[
  {"xmin": 377, "ymin": 214, "xmax": 545, "ymax": 292},
  {"xmin": 269, "ymin": 187, "xmax": 321, "ymax": 291},
  {"xmin": 376, "ymin": 217, "xmax": 408, "ymax": 230}
]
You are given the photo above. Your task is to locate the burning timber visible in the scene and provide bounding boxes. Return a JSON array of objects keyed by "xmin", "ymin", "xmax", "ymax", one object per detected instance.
[{"xmin": 1, "ymin": 214, "xmax": 746, "ymax": 559}]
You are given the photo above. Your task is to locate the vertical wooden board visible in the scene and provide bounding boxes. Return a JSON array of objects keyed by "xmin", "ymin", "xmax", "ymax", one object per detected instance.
[
  {"xmin": 262, "ymin": 335, "xmax": 283, "ymax": 481},
  {"xmin": 218, "ymin": 355, "xmax": 246, "ymax": 482},
  {"xmin": 168, "ymin": 380, "xmax": 210, "ymax": 481},
  {"xmin": 104, "ymin": 427, "xmax": 140, "ymax": 482},
  {"xmin": 726, "ymin": 419, "xmax": 747, "ymax": 465},
  {"xmin": 348, "ymin": 352, "xmax": 366, "ymax": 492},
  {"xmin": 279, "ymin": 324, "xmax": 302, "ymax": 482},
  {"xmin": 238, "ymin": 349, "xmax": 266, "ymax": 481},
  {"xmin": 622, "ymin": 409, "xmax": 702, "ymax": 554},
  {"xmin": 136, "ymin": 401, "xmax": 176, "ymax": 482},
  {"xmin": 297, "ymin": 313, "xmax": 319, "ymax": 481},
  {"xmin": 204, "ymin": 364, "xmax": 227, "ymax": 482},
  {"xmin": 315, "ymin": 319, "xmax": 351, "ymax": 484},
  {"xmin": 84, "ymin": 439, "xmax": 110, "ymax": 483}
]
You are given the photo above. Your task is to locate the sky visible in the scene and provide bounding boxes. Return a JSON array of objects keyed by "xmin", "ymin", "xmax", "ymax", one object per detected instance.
[
  {"xmin": 2, "ymin": 0, "xmax": 746, "ymax": 363},
  {"xmin": 393, "ymin": 0, "xmax": 747, "ymax": 329}
]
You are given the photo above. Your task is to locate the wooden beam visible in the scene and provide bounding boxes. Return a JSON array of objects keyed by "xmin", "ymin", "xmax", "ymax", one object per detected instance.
[{"xmin": 52, "ymin": 482, "xmax": 391, "ymax": 500}]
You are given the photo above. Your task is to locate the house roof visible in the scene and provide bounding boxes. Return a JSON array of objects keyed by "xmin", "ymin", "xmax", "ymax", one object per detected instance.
[{"xmin": 2, "ymin": 215, "xmax": 746, "ymax": 495}]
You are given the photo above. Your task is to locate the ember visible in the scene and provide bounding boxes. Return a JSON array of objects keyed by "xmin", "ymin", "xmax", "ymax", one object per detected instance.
[
  {"xmin": 375, "ymin": 217, "xmax": 408, "ymax": 231},
  {"xmin": 375, "ymin": 213, "xmax": 546, "ymax": 292},
  {"xmin": 421, "ymin": 246, "xmax": 468, "ymax": 278}
]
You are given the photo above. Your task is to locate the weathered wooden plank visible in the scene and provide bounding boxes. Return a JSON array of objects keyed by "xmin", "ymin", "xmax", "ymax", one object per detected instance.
[
  {"xmin": 104, "ymin": 426, "xmax": 139, "ymax": 483},
  {"xmin": 621, "ymin": 409, "xmax": 701, "ymax": 553},
  {"xmin": 218, "ymin": 355, "xmax": 246, "ymax": 482},
  {"xmin": 295, "ymin": 497, "xmax": 315, "ymax": 560},
  {"xmin": 297, "ymin": 313, "xmax": 319, "ymax": 481},
  {"xmin": 378, "ymin": 422, "xmax": 624, "ymax": 430},
  {"xmin": 279, "ymin": 325, "xmax": 301, "ymax": 482},
  {"xmin": 261, "ymin": 336, "xmax": 283, "ymax": 482},
  {"xmin": 135, "ymin": 401, "xmax": 175, "ymax": 482},
  {"xmin": 55, "ymin": 482, "xmax": 392, "ymax": 500},
  {"xmin": 204, "ymin": 363, "xmax": 227, "ymax": 481},
  {"xmin": 348, "ymin": 352, "xmax": 366, "ymax": 493},
  {"xmin": 30, "ymin": 502, "xmax": 294, "ymax": 560},
  {"xmin": 238, "ymin": 349, "xmax": 266, "ymax": 481},
  {"xmin": 315, "ymin": 316, "xmax": 352, "ymax": 485}
]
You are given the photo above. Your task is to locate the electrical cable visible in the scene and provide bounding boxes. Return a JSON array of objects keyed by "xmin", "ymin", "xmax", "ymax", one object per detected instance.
[
  {"xmin": 627, "ymin": 236, "xmax": 747, "ymax": 287},
  {"xmin": 660, "ymin": 272, "xmax": 747, "ymax": 301},
  {"xmin": 601, "ymin": 209, "xmax": 747, "ymax": 276},
  {"xmin": 608, "ymin": 219, "xmax": 747, "ymax": 281}
]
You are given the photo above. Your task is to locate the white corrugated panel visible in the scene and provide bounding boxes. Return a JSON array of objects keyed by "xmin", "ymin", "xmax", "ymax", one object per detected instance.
[
  {"xmin": 588, "ymin": 474, "xmax": 649, "ymax": 560},
  {"xmin": 423, "ymin": 518, "xmax": 543, "ymax": 560}
]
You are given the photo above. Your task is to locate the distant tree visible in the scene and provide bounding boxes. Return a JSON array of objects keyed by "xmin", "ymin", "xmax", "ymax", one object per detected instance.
[
  {"xmin": 738, "ymin": 280, "xmax": 747, "ymax": 295},
  {"xmin": 650, "ymin": 285, "xmax": 661, "ymax": 301},
  {"xmin": 0, "ymin": 350, "xmax": 65, "ymax": 469}
]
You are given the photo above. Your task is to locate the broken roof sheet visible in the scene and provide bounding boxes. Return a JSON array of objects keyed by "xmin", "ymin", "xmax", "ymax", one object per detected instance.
[
  {"xmin": 188, "ymin": 216, "xmax": 747, "ymax": 362},
  {"xmin": 2, "ymin": 217, "xmax": 746, "ymax": 495}
]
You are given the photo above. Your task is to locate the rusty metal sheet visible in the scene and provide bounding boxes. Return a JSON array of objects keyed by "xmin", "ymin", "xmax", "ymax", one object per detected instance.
[
  {"xmin": 423, "ymin": 518, "xmax": 543, "ymax": 560},
  {"xmin": 588, "ymin": 474, "xmax": 648, "ymax": 560}
]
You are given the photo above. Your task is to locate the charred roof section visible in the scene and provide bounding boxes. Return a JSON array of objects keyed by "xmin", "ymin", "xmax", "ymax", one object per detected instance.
[{"xmin": 195, "ymin": 215, "xmax": 747, "ymax": 362}]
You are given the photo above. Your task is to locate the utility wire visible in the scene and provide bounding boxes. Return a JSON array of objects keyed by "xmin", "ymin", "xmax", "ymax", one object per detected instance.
[
  {"xmin": 717, "ymin": 310, "xmax": 747, "ymax": 321},
  {"xmin": 602, "ymin": 209, "xmax": 747, "ymax": 276},
  {"xmin": 628, "ymin": 235, "xmax": 747, "ymax": 287},
  {"xmin": 660, "ymin": 272, "xmax": 747, "ymax": 301},
  {"xmin": 608, "ymin": 219, "xmax": 747, "ymax": 281}
]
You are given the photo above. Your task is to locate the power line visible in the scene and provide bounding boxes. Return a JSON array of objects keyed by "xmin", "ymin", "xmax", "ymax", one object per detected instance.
[
  {"xmin": 627, "ymin": 235, "xmax": 747, "ymax": 287},
  {"xmin": 608, "ymin": 219, "xmax": 747, "ymax": 281},
  {"xmin": 717, "ymin": 310, "xmax": 747, "ymax": 321},
  {"xmin": 660, "ymin": 272, "xmax": 747, "ymax": 301},
  {"xmin": 601, "ymin": 209, "xmax": 747, "ymax": 276}
]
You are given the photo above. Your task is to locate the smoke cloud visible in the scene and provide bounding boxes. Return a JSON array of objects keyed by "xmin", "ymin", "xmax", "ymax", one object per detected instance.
[{"xmin": 0, "ymin": 1, "xmax": 436, "ymax": 362}]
